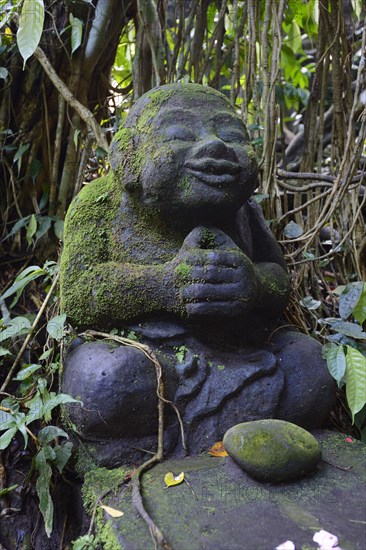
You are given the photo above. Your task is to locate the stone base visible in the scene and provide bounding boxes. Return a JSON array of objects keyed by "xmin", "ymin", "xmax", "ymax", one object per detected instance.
[{"xmin": 83, "ymin": 431, "xmax": 366, "ymax": 549}]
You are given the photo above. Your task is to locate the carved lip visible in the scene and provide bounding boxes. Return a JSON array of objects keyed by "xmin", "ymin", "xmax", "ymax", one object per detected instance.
[{"xmin": 185, "ymin": 159, "xmax": 241, "ymax": 186}]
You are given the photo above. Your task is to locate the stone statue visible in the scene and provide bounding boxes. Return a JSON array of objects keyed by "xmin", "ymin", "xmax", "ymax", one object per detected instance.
[{"xmin": 60, "ymin": 83, "xmax": 335, "ymax": 466}]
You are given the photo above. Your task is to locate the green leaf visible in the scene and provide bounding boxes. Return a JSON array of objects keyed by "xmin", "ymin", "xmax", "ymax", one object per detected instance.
[
  {"xmin": 18, "ymin": 423, "xmax": 28, "ymax": 449},
  {"xmin": 0, "ymin": 484, "xmax": 18, "ymax": 497},
  {"xmin": 30, "ymin": 158, "xmax": 41, "ymax": 182},
  {"xmin": 14, "ymin": 363, "xmax": 42, "ymax": 381},
  {"xmin": 285, "ymin": 20, "xmax": 302, "ymax": 53},
  {"xmin": 0, "ymin": 317, "xmax": 32, "ymax": 343},
  {"xmin": 325, "ymin": 344, "xmax": 346, "ymax": 386},
  {"xmin": 26, "ymin": 214, "xmax": 37, "ymax": 246},
  {"xmin": 0, "ymin": 427, "xmax": 17, "ymax": 450},
  {"xmin": 70, "ymin": 14, "xmax": 83, "ymax": 54},
  {"xmin": 39, "ymin": 348, "xmax": 53, "ymax": 361},
  {"xmin": 72, "ymin": 534, "xmax": 99, "ymax": 550},
  {"xmin": 44, "ymin": 445, "xmax": 57, "ymax": 461},
  {"xmin": 35, "ymin": 448, "xmax": 54, "ymax": 537},
  {"xmin": 42, "ymin": 393, "xmax": 81, "ymax": 422},
  {"xmin": 302, "ymin": 251, "xmax": 315, "ymax": 260},
  {"xmin": 35, "ymin": 217, "xmax": 52, "ymax": 241},
  {"xmin": 46, "ymin": 313, "xmax": 66, "ymax": 341},
  {"xmin": 17, "ymin": 265, "xmax": 44, "ymax": 280},
  {"xmin": 351, "ymin": 0, "xmax": 363, "ymax": 18},
  {"xmin": 2, "ymin": 215, "xmax": 31, "ymax": 241},
  {"xmin": 0, "ymin": 67, "xmax": 9, "ymax": 79},
  {"xmin": 0, "ymin": 347, "xmax": 12, "ymax": 357},
  {"xmin": 252, "ymin": 194, "xmax": 269, "ymax": 204},
  {"xmin": 1, "ymin": 269, "xmax": 44, "ymax": 305},
  {"xmin": 26, "ymin": 391, "xmax": 81, "ymax": 424},
  {"xmin": 38, "ymin": 425, "xmax": 68, "ymax": 446},
  {"xmin": 339, "ymin": 282, "xmax": 364, "ymax": 320},
  {"xmin": 13, "ymin": 143, "xmax": 30, "ymax": 174},
  {"xmin": 300, "ymin": 295, "xmax": 321, "ymax": 310},
  {"xmin": 345, "ymin": 346, "xmax": 366, "ymax": 423},
  {"xmin": 73, "ymin": 128, "xmax": 80, "ymax": 148},
  {"xmin": 0, "ymin": 410, "xmax": 15, "ymax": 431},
  {"xmin": 17, "ymin": 0, "xmax": 45, "ymax": 67},
  {"xmin": 353, "ymin": 283, "xmax": 366, "ymax": 325},
  {"xmin": 54, "ymin": 219, "xmax": 64, "ymax": 240},
  {"xmin": 284, "ymin": 221, "xmax": 303, "ymax": 238},
  {"xmin": 329, "ymin": 321, "xmax": 366, "ymax": 340},
  {"xmin": 53, "ymin": 441, "xmax": 73, "ymax": 473}
]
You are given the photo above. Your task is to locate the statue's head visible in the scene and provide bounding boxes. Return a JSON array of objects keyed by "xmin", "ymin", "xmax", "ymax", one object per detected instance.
[{"xmin": 110, "ymin": 83, "xmax": 258, "ymax": 223}]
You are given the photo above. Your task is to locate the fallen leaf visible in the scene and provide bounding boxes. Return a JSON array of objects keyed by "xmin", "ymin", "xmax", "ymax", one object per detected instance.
[
  {"xmin": 208, "ymin": 441, "xmax": 228, "ymax": 457},
  {"xmin": 100, "ymin": 504, "xmax": 124, "ymax": 518},
  {"xmin": 164, "ymin": 471, "xmax": 184, "ymax": 487},
  {"xmin": 275, "ymin": 541, "xmax": 295, "ymax": 550}
]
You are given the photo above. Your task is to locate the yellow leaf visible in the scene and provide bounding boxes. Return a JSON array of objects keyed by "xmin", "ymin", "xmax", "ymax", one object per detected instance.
[
  {"xmin": 208, "ymin": 441, "xmax": 228, "ymax": 457},
  {"xmin": 100, "ymin": 504, "xmax": 124, "ymax": 518},
  {"xmin": 164, "ymin": 471, "xmax": 185, "ymax": 487}
]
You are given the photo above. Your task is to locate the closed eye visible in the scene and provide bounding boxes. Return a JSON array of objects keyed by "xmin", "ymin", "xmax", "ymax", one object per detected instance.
[
  {"xmin": 217, "ymin": 130, "xmax": 247, "ymax": 143},
  {"xmin": 163, "ymin": 126, "xmax": 197, "ymax": 142}
]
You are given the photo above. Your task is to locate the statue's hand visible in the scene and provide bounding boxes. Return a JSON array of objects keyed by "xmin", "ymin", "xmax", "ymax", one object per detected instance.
[{"xmin": 173, "ymin": 226, "xmax": 258, "ymax": 317}]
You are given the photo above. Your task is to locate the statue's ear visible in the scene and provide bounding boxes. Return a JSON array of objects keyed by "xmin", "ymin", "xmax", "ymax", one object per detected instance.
[
  {"xmin": 124, "ymin": 169, "xmax": 140, "ymax": 192},
  {"xmin": 109, "ymin": 128, "xmax": 140, "ymax": 191},
  {"xmin": 109, "ymin": 139, "xmax": 123, "ymax": 172}
]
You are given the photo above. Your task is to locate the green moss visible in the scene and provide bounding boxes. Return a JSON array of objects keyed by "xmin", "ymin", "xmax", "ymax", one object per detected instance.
[
  {"xmin": 98, "ymin": 521, "xmax": 121, "ymax": 550},
  {"xmin": 200, "ymin": 227, "xmax": 218, "ymax": 249},
  {"xmin": 174, "ymin": 262, "xmax": 192, "ymax": 281},
  {"xmin": 114, "ymin": 127, "xmax": 135, "ymax": 150},
  {"xmin": 83, "ymin": 467, "xmax": 126, "ymax": 512},
  {"xmin": 82, "ymin": 467, "xmax": 128, "ymax": 549},
  {"xmin": 223, "ymin": 420, "xmax": 322, "ymax": 482}
]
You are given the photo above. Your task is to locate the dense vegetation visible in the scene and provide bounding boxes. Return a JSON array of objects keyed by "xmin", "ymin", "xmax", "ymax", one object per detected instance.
[{"xmin": 0, "ymin": 0, "xmax": 365, "ymax": 546}]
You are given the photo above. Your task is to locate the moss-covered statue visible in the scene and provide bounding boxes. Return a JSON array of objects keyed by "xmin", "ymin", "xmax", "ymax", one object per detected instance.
[{"xmin": 60, "ymin": 83, "xmax": 334, "ymax": 466}]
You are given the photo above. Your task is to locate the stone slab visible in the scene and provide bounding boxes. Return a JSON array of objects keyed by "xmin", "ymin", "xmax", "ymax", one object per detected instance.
[{"xmin": 85, "ymin": 431, "xmax": 366, "ymax": 550}]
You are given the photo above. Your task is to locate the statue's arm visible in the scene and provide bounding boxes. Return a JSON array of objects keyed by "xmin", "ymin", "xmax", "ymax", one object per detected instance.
[
  {"xmin": 60, "ymin": 178, "xmax": 177, "ymax": 328},
  {"xmin": 238, "ymin": 200, "xmax": 291, "ymax": 317},
  {"xmin": 61, "ymin": 261, "xmax": 178, "ymax": 328},
  {"xmin": 252, "ymin": 262, "xmax": 290, "ymax": 317}
]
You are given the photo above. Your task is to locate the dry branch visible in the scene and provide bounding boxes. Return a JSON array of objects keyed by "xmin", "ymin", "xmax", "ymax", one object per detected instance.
[{"xmin": 34, "ymin": 48, "xmax": 109, "ymax": 152}]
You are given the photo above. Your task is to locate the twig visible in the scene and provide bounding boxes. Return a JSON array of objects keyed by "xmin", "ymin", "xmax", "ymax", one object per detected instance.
[
  {"xmin": 49, "ymin": 95, "xmax": 65, "ymax": 216},
  {"xmin": 276, "ymin": 168, "xmax": 363, "ymax": 186},
  {"xmin": 0, "ymin": 272, "xmax": 60, "ymax": 393},
  {"xmin": 321, "ymin": 458, "xmax": 353, "ymax": 471},
  {"xmin": 34, "ymin": 48, "xmax": 108, "ymax": 151},
  {"xmin": 3, "ymin": 158, "xmax": 22, "ymax": 219}
]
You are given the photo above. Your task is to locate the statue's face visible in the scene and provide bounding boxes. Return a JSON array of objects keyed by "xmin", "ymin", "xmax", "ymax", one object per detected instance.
[{"xmin": 132, "ymin": 91, "xmax": 258, "ymax": 224}]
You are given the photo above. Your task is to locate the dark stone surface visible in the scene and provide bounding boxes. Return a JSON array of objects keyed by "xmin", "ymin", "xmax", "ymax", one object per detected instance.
[
  {"xmin": 223, "ymin": 420, "xmax": 322, "ymax": 482},
  {"xmin": 60, "ymin": 83, "xmax": 335, "ymax": 465},
  {"xmin": 64, "ymin": 327, "xmax": 334, "ymax": 466},
  {"xmin": 84, "ymin": 431, "xmax": 366, "ymax": 550}
]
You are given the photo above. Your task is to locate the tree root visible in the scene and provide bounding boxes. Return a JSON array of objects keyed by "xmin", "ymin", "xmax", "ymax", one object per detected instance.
[{"xmin": 80, "ymin": 329, "xmax": 184, "ymax": 549}]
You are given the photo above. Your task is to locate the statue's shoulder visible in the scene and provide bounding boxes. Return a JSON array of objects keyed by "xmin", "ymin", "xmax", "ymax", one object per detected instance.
[{"xmin": 65, "ymin": 173, "xmax": 121, "ymax": 227}]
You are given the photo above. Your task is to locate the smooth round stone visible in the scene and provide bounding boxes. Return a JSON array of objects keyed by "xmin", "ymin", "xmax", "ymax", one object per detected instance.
[{"xmin": 223, "ymin": 419, "xmax": 322, "ymax": 482}]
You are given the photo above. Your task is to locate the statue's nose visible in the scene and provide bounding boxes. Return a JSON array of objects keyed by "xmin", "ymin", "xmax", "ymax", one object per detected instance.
[{"xmin": 191, "ymin": 136, "xmax": 237, "ymax": 162}]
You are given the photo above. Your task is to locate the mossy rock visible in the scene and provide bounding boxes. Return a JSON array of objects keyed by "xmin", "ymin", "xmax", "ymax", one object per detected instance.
[{"xmin": 223, "ymin": 419, "xmax": 322, "ymax": 482}]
